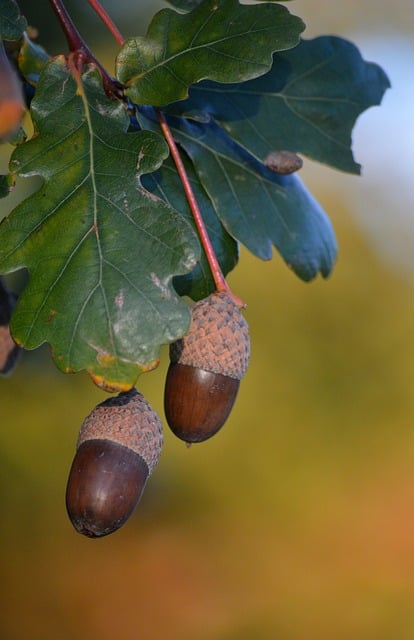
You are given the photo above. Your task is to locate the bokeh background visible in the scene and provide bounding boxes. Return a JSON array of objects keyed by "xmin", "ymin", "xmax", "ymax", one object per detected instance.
[{"xmin": 1, "ymin": 1, "xmax": 414, "ymax": 638}]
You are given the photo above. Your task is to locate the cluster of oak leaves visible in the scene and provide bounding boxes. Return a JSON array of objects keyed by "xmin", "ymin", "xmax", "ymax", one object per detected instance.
[
  {"xmin": 0, "ymin": 0, "xmax": 390, "ymax": 537},
  {"xmin": 1, "ymin": 274, "xmax": 251, "ymax": 537}
]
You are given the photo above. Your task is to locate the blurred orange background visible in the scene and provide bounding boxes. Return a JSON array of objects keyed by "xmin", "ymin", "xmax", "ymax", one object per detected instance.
[{"xmin": 1, "ymin": 2, "xmax": 414, "ymax": 638}]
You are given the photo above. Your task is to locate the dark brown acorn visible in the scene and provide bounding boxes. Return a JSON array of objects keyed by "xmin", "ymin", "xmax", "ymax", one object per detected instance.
[
  {"xmin": 66, "ymin": 388, "xmax": 163, "ymax": 538},
  {"xmin": 164, "ymin": 291, "xmax": 250, "ymax": 443}
]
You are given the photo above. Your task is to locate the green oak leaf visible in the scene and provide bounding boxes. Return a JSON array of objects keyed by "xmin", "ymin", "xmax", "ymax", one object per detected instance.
[
  {"xmin": 0, "ymin": 0, "xmax": 27, "ymax": 40},
  {"xmin": 18, "ymin": 32, "xmax": 50, "ymax": 85},
  {"xmin": 135, "ymin": 107, "xmax": 238, "ymax": 299},
  {"xmin": 167, "ymin": 114, "xmax": 336, "ymax": 280},
  {"xmin": 0, "ymin": 173, "xmax": 14, "ymax": 199},
  {"xmin": 0, "ymin": 57, "xmax": 199, "ymax": 391},
  {"xmin": 165, "ymin": 0, "xmax": 292, "ymax": 10},
  {"xmin": 116, "ymin": 0, "xmax": 304, "ymax": 106},
  {"xmin": 140, "ymin": 141, "xmax": 238, "ymax": 300},
  {"xmin": 170, "ymin": 36, "xmax": 390, "ymax": 174},
  {"xmin": 165, "ymin": 0, "xmax": 203, "ymax": 11},
  {"xmin": 4, "ymin": 124, "xmax": 26, "ymax": 145}
]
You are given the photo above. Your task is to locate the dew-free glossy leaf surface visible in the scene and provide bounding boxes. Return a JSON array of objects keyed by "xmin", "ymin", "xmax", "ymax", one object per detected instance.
[
  {"xmin": 116, "ymin": 0, "xmax": 304, "ymax": 106},
  {"xmin": 0, "ymin": 173, "xmax": 14, "ymax": 199},
  {"xmin": 141, "ymin": 143, "xmax": 239, "ymax": 300},
  {"xmin": 165, "ymin": 0, "xmax": 202, "ymax": 11},
  {"xmin": 0, "ymin": 58, "xmax": 199, "ymax": 391},
  {"xmin": 168, "ymin": 115, "xmax": 337, "ymax": 280},
  {"xmin": 18, "ymin": 33, "xmax": 50, "ymax": 85},
  {"xmin": 0, "ymin": 0, "xmax": 27, "ymax": 40},
  {"xmin": 171, "ymin": 36, "xmax": 390, "ymax": 173},
  {"xmin": 166, "ymin": 0, "xmax": 291, "ymax": 9}
]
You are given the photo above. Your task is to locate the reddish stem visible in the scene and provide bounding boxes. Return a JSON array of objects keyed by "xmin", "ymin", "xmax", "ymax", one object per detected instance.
[
  {"xmin": 49, "ymin": 0, "xmax": 83, "ymax": 51},
  {"xmin": 157, "ymin": 110, "xmax": 244, "ymax": 307},
  {"xmin": 48, "ymin": 0, "xmax": 123, "ymax": 99},
  {"xmin": 50, "ymin": 0, "xmax": 242, "ymax": 305},
  {"xmin": 86, "ymin": 0, "xmax": 125, "ymax": 46}
]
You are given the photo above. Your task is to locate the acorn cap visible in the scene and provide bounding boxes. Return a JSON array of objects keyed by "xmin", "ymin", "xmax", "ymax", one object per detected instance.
[
  {"xmin": 169, "ymin": 291, "xmax": 250, "ymax": 380},
  {"xmin": 77, "ymin": 388, "xmax": 163, "ymax": 475}
]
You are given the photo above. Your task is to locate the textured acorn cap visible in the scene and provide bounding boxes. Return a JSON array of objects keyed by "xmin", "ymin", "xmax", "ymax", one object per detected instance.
[
  {"xmin": 77, "ymin": 388, "xmax": 163, "ymax": 475},
  {"xmin": 169, "ymin": 291, "xmax": 250, "ymax": 380}
]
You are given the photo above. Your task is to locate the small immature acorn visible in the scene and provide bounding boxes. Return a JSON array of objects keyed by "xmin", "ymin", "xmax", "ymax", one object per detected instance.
[
  {"xmin": 263, "ymin": 150, "xmax": 303, "ymax": 175},
  {"xmin": 66, "ymin": 388, "xmax": 163, "ymax": 538},
  {"xmin": 164, "ymin": 291, "xmax": 250, "ymax": 443}
]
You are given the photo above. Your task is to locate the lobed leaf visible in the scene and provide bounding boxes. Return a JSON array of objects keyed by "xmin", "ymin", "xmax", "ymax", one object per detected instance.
[
  {"xmin": 139, "ymin": 135, "xmax": 239, "ymax": 299},
  {"xmin": 0, "ymin": 0, "xmax": 27, "ymax": 40},
  {"xmin": 18, "ymin": 32, "xmax": 50, "ymax": 85},
  {"xmin": 0, "ymin": 58, "xmax": 199, "ymax": 391},
  {"xmin": 116, "ymin": 0, "xmax": 304, "ymax": 106},
  {"xmin": 165, "ymin": 0, "xmax": 203, "ymax": 11},
  {"xmin": 165, "ymin": 0, "xmax": 293, "ymax": 9},
  {"xmin": 170, "ymin": 36, "xmax": 391, "ymax": 174},
  {"xmin": 167, "ymin": 114, "xmax": 337, "ymax": 280},
  {"xmin": 0, "ymin": 173, "xmax": 14, "ymax": 199}
]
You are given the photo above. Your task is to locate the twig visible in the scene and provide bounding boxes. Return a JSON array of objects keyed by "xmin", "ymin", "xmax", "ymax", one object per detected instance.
[
  {"xmin": 48, "ymin": 0, "xmax": 123, "ymax": 99},
  {"xmin": 86, "ymin": 0, "xmax": 125, "ymax": 46}
]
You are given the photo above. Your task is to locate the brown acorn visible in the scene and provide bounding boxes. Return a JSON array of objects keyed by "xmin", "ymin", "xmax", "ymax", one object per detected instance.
[
  {"xmin": 66, "ymin": 388, "xmax": 163, "ymax": 538},
  {"xmin": 164, "ymin": 291, "xmax": 250, "ymax": 443}
]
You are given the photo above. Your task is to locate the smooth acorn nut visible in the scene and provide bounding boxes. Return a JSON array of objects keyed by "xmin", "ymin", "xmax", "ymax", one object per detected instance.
[
  {"xmin": 164, "ymin": 291, "xmax": 250, "ymax": 443},
  {"xmin": 66, "ymin": 388, "xmax": 163, "ymax": 538},
  {"xmin": 165, "ymin": 364, "xmax": 240, "ymax": 443}
]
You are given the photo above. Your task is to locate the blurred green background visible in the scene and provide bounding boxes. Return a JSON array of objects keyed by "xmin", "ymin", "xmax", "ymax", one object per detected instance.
[{"xmin": 1, "ymin": 1, "xmax": 414, "ymax": 639}]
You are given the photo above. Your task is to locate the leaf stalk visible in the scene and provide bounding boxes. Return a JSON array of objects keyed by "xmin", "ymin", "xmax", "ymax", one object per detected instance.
[
  {"xmin": 157, "ymin": 110, "xmax": 244, "ymax": 308},
  {"xmin": 50, "ymin": 0, "xmax": 243, "ymax": 306},
  {"xmin": 48, "ymin": 0, "xmax": 123, "ymax": 99},
  {"xmin": 86, "ymin": 0, "xmax": 125, "ymax": 46}
]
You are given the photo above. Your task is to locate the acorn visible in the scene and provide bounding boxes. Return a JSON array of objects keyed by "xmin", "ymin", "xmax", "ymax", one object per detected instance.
[
  {"xmin": 66, "ymin": 388, "xmax": 163, "ymax": 538},
  {"xmin": 164, "ymin": 291, "xmax": 250, "ymax": 443},
  {"xmin": 263, "ymin": 150, "xmax": 303, "ymax": 174}
]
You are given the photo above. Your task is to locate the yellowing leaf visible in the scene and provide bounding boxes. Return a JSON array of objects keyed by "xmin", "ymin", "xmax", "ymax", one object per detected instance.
[{"xmin": 0, "ymin": 58, "xmax": 199, "ymax": 391}]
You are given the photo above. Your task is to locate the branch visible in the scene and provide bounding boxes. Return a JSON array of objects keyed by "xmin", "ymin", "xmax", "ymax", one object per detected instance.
[{"xmin": 48, "ymin": 0, "xmax": 123, "ymax": 99}]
